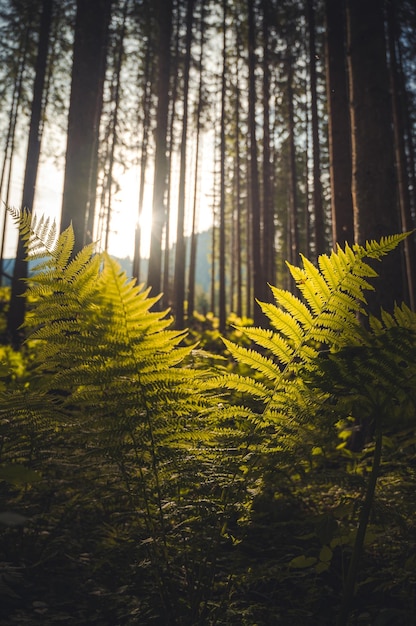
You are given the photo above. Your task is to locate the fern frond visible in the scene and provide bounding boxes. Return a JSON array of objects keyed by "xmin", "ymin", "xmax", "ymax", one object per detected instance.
[
  {"xmin": 268, "ymin": 286, "xmax": 314, "ymax": 329},
  {"xmin": 222, "ymin": 339, "xmax": 279, "ymax": 382},
  {"xmin": 9, "ymin": 207, "xmax": 58, "ymax": 258},
  {"xmin": 258, "ymin": 302, "xmax": 304, "ymax": 345},
  {"xmin": 361, "ymin": 232, "xmax": 410, "ymax": 258},
  {"xmin": 288, "ymin": 263, "xmax": 327, "ymax": 316},
  {"xmin": 392, "ymin": 302, "xmax": 416, "ymax": 329},
  {"xmin": 234, "ymin": 326, "xmax": 296, "ymax": 365},
  {"xmin": 220, "ymin": 234, "xmax": 412, "ymax": 460},
  {"xmin": 207, "ymin": 374, "xmax": 269, "ymax": 401}
]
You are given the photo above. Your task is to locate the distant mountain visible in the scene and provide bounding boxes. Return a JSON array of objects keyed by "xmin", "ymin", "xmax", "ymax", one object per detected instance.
[
  {"xmin": 118, "ymin": 228, "xmax": 212, "ymax": 293},
  {"xmin": 1, "ymin": 229, "xmax": 213, "ymax": 296}
]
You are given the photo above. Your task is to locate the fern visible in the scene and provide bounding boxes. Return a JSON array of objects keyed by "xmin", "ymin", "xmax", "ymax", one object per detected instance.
[
  {"xmin": 17, "ymin": 220, "xmax": 218, "ymax": 483},
  {"xmin": 215, "ymin": 235, "xmax": 416, "ymax": 626},
  {"xmin": 212, "ymin": 234, "xmax": 411, "ymax": 439},
  {"xmin": 2, "ymin": 210, "xmax": 253, "ymax": 623},
  {"xmin": 3, "ymin": 211, "xmax": 415, "ymax": 623},
  {"xmin": 9, "ymin": 207, "xmax": 58, "ymax": 260}
]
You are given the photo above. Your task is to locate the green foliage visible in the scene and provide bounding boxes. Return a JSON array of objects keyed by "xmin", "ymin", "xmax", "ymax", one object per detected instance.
[
  {"xmin": 213, "ymin": 234, "xmax": 416, "ymax": 625},
  {"xmin": 1, "ymin": 215, "xmax": 415, "ymax": 625},
  {"xmin": 1, "ymin": 210, "xmax": 243, "ymax": 624},
  {"xmin": 212, "ymin": 234, "xmax": 414, "ymax": 439}
]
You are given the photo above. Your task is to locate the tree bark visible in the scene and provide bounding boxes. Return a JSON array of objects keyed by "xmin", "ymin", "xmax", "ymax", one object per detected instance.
[
  {"xmin": 261, "ymin": 0, "xmax": 275, "ymax": 290},
  {"xmin": 287, "ymin": 54, "xmax": 299, "ymax": 271},
  {"xmin": 387, "ymin": 0, "xmax": 416, "ymax": 310},
  {"xmin": 7, "ymin": 0, "xmax": 53, "ymax": 348},
  {"xmin": 247, "ymin": 0, "xmax": 263, "ymax": 323},
  {"xmin": 324, "ymin": 0, "xmax": 354, "ymax": 247},
  {"xmin": 307, "ymin": 0, "xmax": 325, "ymax": 257},
  {"xmin": 234, "ymin": 34, "xmax": 243, "ymax": 318},
  {"xmin": 346, "ymin": 0, "xmax": 403, "ymax": 311},
  {"xmin": 147, "ymin": 0, "xmax": 173, "ymax": 298},
  {"xmin": 60, "ymin": 0, "xmax": 112, "ymax": 255},
  {"xmin": 219, "ymin": 0, "xmax": 227, "ymax": 332},
  {"xmin": 132, "ymin": 28, "xmax": 153, "ymax": 283},
  {"xmin": 173, "ymin": 0, "xmax": 196, "ymax": 329},
  {"xmin": 187, "ymin": 2, "xmax": 205, "ymax": 321}
]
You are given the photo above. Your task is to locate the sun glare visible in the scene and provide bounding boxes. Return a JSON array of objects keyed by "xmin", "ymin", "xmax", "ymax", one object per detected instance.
[{"xmin": 105, "ymin": 165, "xmax": 153, "ymax": 259}]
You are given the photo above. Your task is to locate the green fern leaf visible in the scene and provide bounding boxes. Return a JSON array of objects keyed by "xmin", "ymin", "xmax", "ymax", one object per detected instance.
[
  {"xmin": 219, "ymin": 234, "xmax": 413, "ymax": 460},
  {"xmin": 222, "ymin": 338, "xmax": 279, "ymax": 382},
  {"xmin": 268, "ymin": 286, "xmax": 314, "ymax": 329}
]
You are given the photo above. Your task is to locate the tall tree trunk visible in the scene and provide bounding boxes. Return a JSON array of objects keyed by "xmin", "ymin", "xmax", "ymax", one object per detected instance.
[
  {"xmin": 387, "ymin": 0, "xmax": 416, "ymax": 310},
  {"xmin": 60, "ymin": 0, "xmax": 112, "ymax": 255},
  {"xmin": 147, "ymin": 0, "xmax": 173, "ymax": 298},
  {"xmin": 210, "ymin": 90, "xmax": 220, "ymax": 316},
  {"xmin": 0, "ymin": 21, "xmax": 32, "ymax": 285},
  {"xmin": 173, "ymin": 0, "xmax": 196, "ymax": 329},
  {"xmin": 397, "ymin": 36, "xmax": 416, "ymax": 224},
  {"xmin": 7, "ymin": 0, "xmax": 53, "ymax": 348},
  {"xmin": 247, "ymin": 0, "xmax": 263, "ymax": 323},
  {"xmin": 132, "ymin": 31, "xmax": 153, "ymax": 282},
  {"xmin": 324, "ymin": 0, "xmax": 354, "ymax": 247},
  {"xmin": 261, "ymin": 0, "xmax": 275, "ymax": 290},
  {"xmin": 103, "ymin": 0, "xmax": 128, "ymax": 252},
  {"xmin": 287, "ymin": 54, "xmax": 299, "ymax": 270},
  {"xmin": 304, "ymin": 102, "xmax": 311, "ymax": 257},
  {"xmin": 399, "ymin": 60, "xmax": 416, "ymax": 228},
  {"xmin": 210, "ymin": 219, "xmax": 216, "ymax": 315},
  {"xmin": 245, "ymin": 146, "xmax": 253, "ymax": 319},
  {"xmin": 162, "ymin": 2, "xmax": 181, "ymax": 310},
  {"xmin": 187, "ymin": 136, "xmax": 201, "ymax": 322},
  {"xmin": 187, "ymin": 3, "xmax": 205, "ymax": 321},
  {"xmin": 346, "ymin": 0, "xmax": 403, "ymax": 311},
  {"xmin": 219, "ymin": 0, "xmax": 227, "ymax": 332},
  {"xmin": 306, "ymin": 0, "xmax": 325, "ymax": 257},
  {"xmin": 235, "ymin": 55, "xmax": 243, "ymax": 318}
]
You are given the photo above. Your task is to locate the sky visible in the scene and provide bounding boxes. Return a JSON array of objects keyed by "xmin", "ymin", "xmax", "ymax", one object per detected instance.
[{"xmin": 2, "ymin": 126, "xmax": 215, "ymax": 262}]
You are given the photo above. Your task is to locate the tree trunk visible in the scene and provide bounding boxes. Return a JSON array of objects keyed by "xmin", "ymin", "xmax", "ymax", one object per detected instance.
[
  {"xmin": 247, "ymin": 0, "xmax": 263, "ymax": 323},
  {"xmin": 324, "ymin": 0, "xmax": 354, "ymax": 247},
  {"xmin": 147, "ymin": 0, "xmax": 173, "ymax": 298},
  {"xmin": 262, "ymin": 0, "xmax": 275, "ymax": 290},
  {"xmin": 287, "ymin": 54, "xmax": 299, "ymax": 270},
  {"xmin": 60, "ymin": 0, "xmax": 112, "ymax": 255},
  {"xmin": 397, "ymin": 35, "xmax": 416, "ymax": 226},
  {"xmin": 173, "ymin": 0, "xmax": 196, "ymax": 329},
  {"xmin": 219, "ymin": 0, "xmax": 227, "ymax": 332},
  {"xmin": 245, "ymin": 145, "xmax": 253, "ymax": 319},
  {"xmin": 0, "ymin": 21, "xmax": 32, "ymax": 286},
  {"xmin": 187, "ymin": 3, "xmax": 205, "ymax": 321},
  {"xmin": 304, "ymin": 98, "xmax": 311, "ymax": 258},
  {"xmin": 103, "ymin": 0, "xmax": 128, "ymax": 252},
  {"xmin": 307, "ymin": 0, "xmax": 325, "ymax": 257},
  {"xmin": 346, "ymin": 0, "xmax": 403, "ymax": 311},
  {"xmin": 132, "ymin": 30, "xmax": 153, "ymax": 282},
  {"xmin": 162, "ymin": 3, "xmax": 181, "ymax": 309},
  {"xmin": 234, "ymin": 46, "xmax": 243, "ymax": 318},
  {"xmin": 387, "ymin": 0, "xmax": 416, "ymax": 310},
  {"xmin": 7, "ymin": 0, "xmax": 53, "ymax": 348}
]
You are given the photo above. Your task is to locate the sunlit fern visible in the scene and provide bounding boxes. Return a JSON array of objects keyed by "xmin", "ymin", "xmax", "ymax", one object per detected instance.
[
  {"xmin": 4, "ymin": 208, "xmax": 267, "ymax": 622},
  {"xmin": 209, "ymin": 234, "xmax": 414, "ymax": 456},
  {"xmin": 7, "ymin": 210, "xmax": 213, "ymax": 451}
]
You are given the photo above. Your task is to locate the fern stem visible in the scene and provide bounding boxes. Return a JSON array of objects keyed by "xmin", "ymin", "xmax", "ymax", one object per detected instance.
[{"xmin": 336, "ymin": 412, "xmax": 383, "ymax": 626}]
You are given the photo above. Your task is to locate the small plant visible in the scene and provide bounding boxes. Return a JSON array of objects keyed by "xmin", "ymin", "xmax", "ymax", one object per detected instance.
[
  {"xmin": 1, "ymin": 210, "xmax": 240, "ymax": 623},
  {"xmin": 212, "ymin": 235, "xmax": 416, "ymax": 624}
]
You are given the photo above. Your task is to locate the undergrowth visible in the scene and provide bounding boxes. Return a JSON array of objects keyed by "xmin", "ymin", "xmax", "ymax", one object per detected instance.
[{"xmin": 0, "ymin": 210, "xmax": 415, "ymax": 625}]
